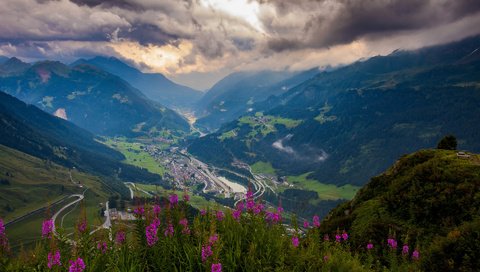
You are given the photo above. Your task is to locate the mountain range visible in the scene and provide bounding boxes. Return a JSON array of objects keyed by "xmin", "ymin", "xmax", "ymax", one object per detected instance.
[
  {"xmin": 0, "ymin": 58, "xmax": 190, "ymax": 136},
  {"xmin": 188, "ymin": 35, "xmax": 480, "ymax": 187},
  {"xmin": 72, "ymin": 56, "xmax": 203, "ymax": 111}
]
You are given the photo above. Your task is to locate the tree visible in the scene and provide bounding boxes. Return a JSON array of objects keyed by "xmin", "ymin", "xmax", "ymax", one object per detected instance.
[{"xmin": 437, "ymin": 135, "xmax": 457, "ymax": 150}]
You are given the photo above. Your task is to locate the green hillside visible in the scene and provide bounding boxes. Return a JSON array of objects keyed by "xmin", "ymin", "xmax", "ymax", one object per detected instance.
[{"xmin": 320, "ymin": 149, "xmax": 480, "ymax": 271}]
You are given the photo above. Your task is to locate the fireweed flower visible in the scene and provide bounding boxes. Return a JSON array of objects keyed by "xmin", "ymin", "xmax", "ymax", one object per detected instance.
[
  {"xmin": 232, "ymin": 209, "xmax": 242, "ymax": 221},
  {"xmin": 145, "ymin": 223, "xmax": 158, "ymax": 247},
  {"xmin": 292, "ymin": 236, "xmax": 299, "ymax": 248},
  {"xmin": 201, "ymin": 245, "xmax": 213, "ymax": 262},
  {"xmin": 134, "ymin": 206, "xmax": 144, "ymax": 216},
  {"xmin": 342, "ymin": 231, "xmax": 349, "ymax": 241},
  {"xmin": 246, "ymin": 200, "xmax": 255, "ymax": 211},
  {"xmin": 323, "ymin": 255, "xmax": 329, "ymax": 262},
  {"xmin": 179, "ymin": 218, "xmax": 190, "ymax": 235},
  {"xmin": 246, "ymin": 189, "xmax": 254, "ymax": 199},
  {"xmin": 47, "ymin": 250, "xmax": 61, "ymax": 269},
  {"xmin": 42, "ymin": 219, "xmax": 54, "ymax": 238},
  {"xmin": 97, "ymin": 241, "xmax": 108, "ymax": 254},
  {"xmin": 209, "ymin": 234, "xmax": 218, "ymax": 245},
  {"xmin": 236, "ymin": 201, "xmax": 244, "ymax": 211},
  {"xmin": 277, "ymin": 206, "xmax": 284, "ymax": 213},
  {"xmin": 183, "ymin": 193, "xmax": 190, "ymax": 202},
  {"xmin": 216, "ymin": 211, "xmax": 224, "ymax": 221},
  {"xmin": 367, "ymin": 243, "xmax": 374, "ymax": 250},
  {"xmin": 324, "ymin": 234, "xmax": 330, "ymax": 241},
  {"xmin": 164, "ymin": 223, "xmax": 174, "ymax": 237},
  {"xmin": 115, "ymin": 231, "xmax": 126, "ymax": 245},
  {"xmin": 253, "ymin": 203, "xmax": 264, "ymax": 214},
  {"xmin": 335, "ymin": 234, "xmax": 341, "ymax": 243},
  {"xmin": 313, "ymin": 215, "xmax": 321, "ymax": 228},
  {"xmin": 77, "ymin": 220, "xmax": 87, "ymax": 233},
  {"xmin": 153, "ymin": 218, "xmax": 161, "ymax": 227},
  {"xmin": 402, "ymin": 244, "xmax": 409, "ymax": 255},
  {"xmin": 169, "ymin": 194, "xmax": 179, "ymax": 206},
  {"xmin": 387, "ymin": 238, "xmax": 398, "ymax": 249},
  {"xmin": 303, "ymin": 221, "xmax": 310, "ymax": 228},
  {"xmin": 153, "ymin": 204, "xmax": 161, "ymax": 216},
  {"xmin": 200, "ymin": 209, "xmax": 207, "ymax": 216},
  {"xmin": 68, "ymin": 257, "xmax": 85, "ymax": 272},
  {"xmin": 0, "ymin": 219, "xmax": 4, "ymax": 236},
  {"xmin": 412, "ymin": 249, "xmax": 420, "ymax": 260},
  {"xmin": 211, "ymin": 263, "xmax": 222, "ymax": 272}
]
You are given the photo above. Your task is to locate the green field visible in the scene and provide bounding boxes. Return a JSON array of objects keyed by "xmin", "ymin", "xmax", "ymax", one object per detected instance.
[
  {"xmin": 239, "ymin": 113, "xmax": 302, "ymax": 137},
  {"xmin": 103, "ymin": 138, "xmax": 166, "ymax": 176},
  {"xmin": 251, "ymin": 161, "xmax": 276, "ymax": 175},
  {"xmin": 284, "ymin": 173, "xmax": 360, "ymax": 201}
]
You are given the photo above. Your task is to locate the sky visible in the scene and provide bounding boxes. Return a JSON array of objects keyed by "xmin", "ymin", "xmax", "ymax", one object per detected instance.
[{"xmin": 1, "ymin": 0, "xmax": 480, "ymax": 90}]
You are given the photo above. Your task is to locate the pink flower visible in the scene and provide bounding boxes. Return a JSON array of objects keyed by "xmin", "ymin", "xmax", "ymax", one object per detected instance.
[
  {"xmin": 236, "ymin": 201, "xmax": 244, "ymax": 211},
  {"xmin": 323, "ymin": 255, "xmax": 329, "ymax": 262},
  {"xmin": 367, "ymin": 243, "xmax": 374, "ymax": 250},
  {"xmin": 402, "ymin": 244, "xmax": 409, "ymax": 255},
  {"xmin": 169, "ymin": 194, "xmax": 179, "ymax": 206},
  {"xmin": 342, "ymin": 231, "xmax": 348, "ymax": 241},
  {"xmin": 153, "ymin": 218, "xmax": 161, "ymax": 227},
  {"xmin": 323, "ymin": 234, "xmax": 330, "ymax": 241},
  {"xmin": 292, "ymin": 236, "xmax": 299, "ymax": 247},
  {"xmin": 232, "ymin": 210, "xmax": 242, "ymax": 221},
  {"xmin": 209, "ymin": 234, "xmax": 218, "ymax": 245},
  {"xmin": 246, "ymin": 189, "xmax": 254, "ymax": 199},
  {"xmin": 164, "ymin": 223, "xmax": 174, "ymax": 237},
  {"xmin": 42, "ymin": 219, "xmax": 54, "ymax": 238},
  {"xmin": 201, "ymin": 245, "xmax": 213, "ymax": 262},
  {"xmin": 153, "ymin": 204, "xmax": 161, "ymax": 216},
  {"xmin": 77, "ymin": 220, "xmax": 87, "ymax": 233},
  {"xmin": 211, "ymin": 263, "xmax": 222, "ymax": 272},
  {"xmin": 183, "ymin": 193, "xmax": 190, "ymax": 202},
  {"xmin": 216, "ymin": 211, "xmax": 224, "ymax": 221},
  {"xmin": 115, "ymin": 231, "xmax": 126, "ymax": 245},
  {"xmin": 277, "ymin": 206, "xmax": 284, "ymax": 214},
  {"xmin": 312, "ymin": 215, "xmax": 320, "ymax": 228},
  {"xmin": 179, "ymin": 218, "xmax": 188, "ymax": 227},
  {"xmin": 68, "ymin": 257, "xmax": 85, "ymax": 272},
  {"xmin": 412, "ymin": 249, "xmax": 420, "ymax": 260},
  {"xmin": 200, "ymin": 209, "xmax": 207, "ymax": 216},
  {"xmin": 335, "ymin": 234, "xmax": 341, "ymax": 243},
  {"xmin": 146, "ymin": 223, "xmax": 158, "ymax": 247},
  {"xmin": 387, "ymin": 238, "xmax": 397, "ymax": 249},
  {"xmin": 134, "ymin": 206, "xmax": 144, "ymax": 216},
  {"xmin": 253, "ymin": 203, "xmax": 264, "ymax": 214},
  {"xmin": 0, "ymin": 219, "xmax": 5, "ymax": 236},
  {"xmin": 246, "ymin": 200, "xmax": 255, "ymax": 211},
  {"xmin": 47, "ymin": 250, "xmax": 61, "ymax": 269},
  {"xmin": 97, "ymin": 241, "xmax": 108, "ymax": 254},
  {"xmin": 303, "ymin": 221, "xmax": 310, "ymax": 228}
]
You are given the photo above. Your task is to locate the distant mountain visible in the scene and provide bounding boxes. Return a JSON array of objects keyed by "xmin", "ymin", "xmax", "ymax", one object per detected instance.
[
  {"xmin": 0, "ymin": 59, "xmax": 190, "ymax": 136},
  {"xmin": 0, "ymin": 56, "xmax": 9, "ymax": 64},
  {"xmin": 188, "ymin": 35, "xmax": 480, "ymax": 187},
  {"xmin": 320, "ymin": 149, "xmax": 480, "ymax": 271},
  {"xmin": 0, "ymin": 57, "xmax": 31, "ymax": 75},
  {"xmin": 195, "ymin": 69, "xmax": 318, "ymax": 130},
  {"xmin": 0, "ymin": 91, "xmax": 170, "ymax": 186},
  {"xmin": 72, "ymin": 56, "xmax": 202, "ymax": 110}
]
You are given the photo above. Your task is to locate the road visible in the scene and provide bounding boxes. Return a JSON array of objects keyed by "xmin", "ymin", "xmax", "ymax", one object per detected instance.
[
  {"xmin": 125, "ymin": 182, "xmax": 152, "ymax": 198},
  {"xmin": 51, "ymin": 193, "xmax": 85, "ymax": 236}
]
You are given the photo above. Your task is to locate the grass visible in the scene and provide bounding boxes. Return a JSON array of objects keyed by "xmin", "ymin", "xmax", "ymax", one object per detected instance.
[
  {"xmin": 250, "ymin": 161, "xmax": 276, "ymax": 175},
  {"xmin": 103, "ymin": 138, "xmax": 166, "ymax": 177},
  {"xmin": 0, "ymin": 144, "xmax": 114, "ymax": 248},
  {"xmin": 284, "ymin": 173, "xmax": 360, "ymax": 201},
  {"xmin": 239, "ymin": 114, "xmax": 302, "ymax": 138},
  {"xmin": 218, "ymin": 129, "xmax": 239, "ymax": 141}
]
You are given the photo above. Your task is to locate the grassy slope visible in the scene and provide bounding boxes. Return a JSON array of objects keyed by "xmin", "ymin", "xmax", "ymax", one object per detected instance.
[
  {"xmin": 103, "ymin": 138, "xmax": 166, "ymax": 177},
  {"xmin": 0, "ymin": 145, "xmax": 111, "ymax": 249},
  {"xmin": 286, "ymin": 173, "xmax": 360, "ymax": 201}
]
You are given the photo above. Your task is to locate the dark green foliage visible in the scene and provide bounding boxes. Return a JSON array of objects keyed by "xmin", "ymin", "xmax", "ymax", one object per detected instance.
[
  {"xmin": 320, "ymin": 149, "xmax": 480, "ymax": 269},
  {"xmin": 437, "ymin": 135, "xmax": 457, "ymax": 150}
]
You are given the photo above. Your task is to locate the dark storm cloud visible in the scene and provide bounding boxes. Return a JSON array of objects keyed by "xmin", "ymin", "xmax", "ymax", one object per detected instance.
[
  {"xmin": 68, "ymin": 0, "xmax": 145, "ymax": 11},
  {"xmin": 263, "ymin": 0, "xmax": 480, "ymax": 51}
]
